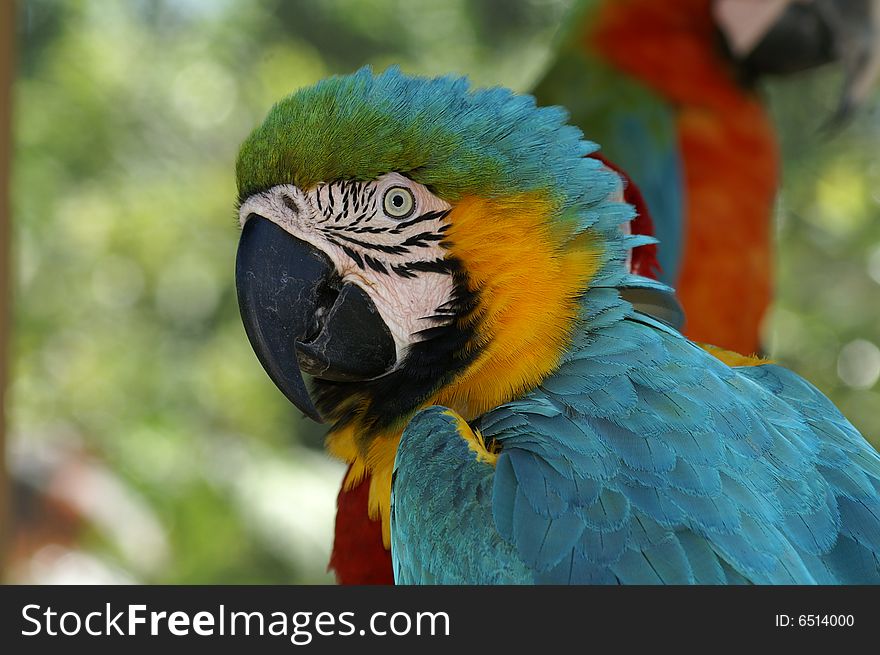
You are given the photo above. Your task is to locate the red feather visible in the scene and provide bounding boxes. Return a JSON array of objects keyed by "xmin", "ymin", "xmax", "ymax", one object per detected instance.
[
  {"xmin": 329, "ymin": 468, "xmax": 393, "ymax": 584},
  {"xmin": 589, "ymin": 152, "xmax": 661, "ymax": 279}
]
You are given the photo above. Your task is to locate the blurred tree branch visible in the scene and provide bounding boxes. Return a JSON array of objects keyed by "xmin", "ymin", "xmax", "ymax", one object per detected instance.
[{"xmin": 0, "ymin": 0, "xmax": 14, "ymax": 579}]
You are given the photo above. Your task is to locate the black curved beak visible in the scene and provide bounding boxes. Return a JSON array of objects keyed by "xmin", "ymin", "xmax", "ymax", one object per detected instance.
[
  {"xmin": 717, "ymin": 0, "xmax": 879, "ymax": 125},
  {"xmin": 235, "ymin": 216, "xmax": 397, "ymax": 422},
  {"xmin": 733, "ymin": 2, "xmax": 837, "ymax": 77}
]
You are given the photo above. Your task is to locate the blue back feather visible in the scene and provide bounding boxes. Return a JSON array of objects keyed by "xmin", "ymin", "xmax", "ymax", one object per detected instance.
[
  {"xmin": 392, "ymin": 281, "xmax": 880, "ymax": 584},
  {"xmin": 383, "ymin": 72, "xmax": 880, "ymax": 584}
]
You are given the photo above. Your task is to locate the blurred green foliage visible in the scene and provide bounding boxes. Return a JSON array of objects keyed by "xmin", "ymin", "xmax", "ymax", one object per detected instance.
[
  {"xmin": 7, "ymin": 0, "xmax": 879, "ymax": 584},
  {"xmin": 9, "ymin": 0, "xmax": 568, "ymax": 583},
  {"xmin": 767, "ymin": 76, "xmax": 880, "ymax": 447}
]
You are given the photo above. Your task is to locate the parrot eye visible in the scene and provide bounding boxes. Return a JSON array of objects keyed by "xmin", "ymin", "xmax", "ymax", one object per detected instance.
[{"xmin": 383, "ymin": 186, "xmax": 416, "ymax": 219}]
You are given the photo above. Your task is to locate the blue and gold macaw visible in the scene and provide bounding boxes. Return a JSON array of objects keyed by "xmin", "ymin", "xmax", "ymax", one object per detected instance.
[{"xmin": 234, "ymin": 68, "xmax": 880, "ymax": 584}]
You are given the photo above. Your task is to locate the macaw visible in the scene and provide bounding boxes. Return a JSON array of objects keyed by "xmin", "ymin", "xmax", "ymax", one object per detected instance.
[
  {"xmin": 532, "ymin": 0, "xmax": 880, "ymax": 355},
  {"xmin": 234, "ymin": 68, "xmax": 880, "ymax": 584}
]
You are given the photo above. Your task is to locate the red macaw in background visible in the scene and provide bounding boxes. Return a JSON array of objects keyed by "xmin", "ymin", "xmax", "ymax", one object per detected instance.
[{"xmin": 533, "ymin": 0, "xmax": 880, "ymax": 355}]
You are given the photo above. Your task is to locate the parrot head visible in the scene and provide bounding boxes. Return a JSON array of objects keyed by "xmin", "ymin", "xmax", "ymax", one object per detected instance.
[
  {"xmin": 234, "ymin": 67, "xmax": 635, "ymax": 437},
  {"xmin": 713, "ymin": 0, "xmax": 880, "ymax": 122}
]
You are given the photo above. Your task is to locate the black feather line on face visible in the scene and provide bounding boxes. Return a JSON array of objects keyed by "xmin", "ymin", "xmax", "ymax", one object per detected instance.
[
  {"xmin": 311, "ymin": 257, "xmax": 479, "ymax": 439},
  {"xmin": 390, "ymin": 264, "xmax": 416, "ymax": 279},
  {"xmin": 395, "ymin": 259, "xmax": 456, "ymax": 275},
  {"xmin": 350, "ymin": 225, "xmax": 384, "ymax": 234},
  {"xmin": 319, "ymin": 222, "xmax": 387, "ymax": 235},
  {"xmin": 401, "ymin": 231, "xmax": 446, "ymax": 248},
  {"xmin": 329, "ymin": 232, "xmax": 410, "ymax": 255},
  {"xmin": 282, "ymin": 194, "xmax": 299, "ymax": 215},
  {"xmin": 391, "ymin": 209, "xmax": 450, "ymax": 232},
  {"xmin": 349, "ymin": 211, "xmax": 370, "ymax": 227},
  {"xmin": 341, "ymin": 183, "xmax": 350, "ymax": 215},
  {"xmin": 341, "ymin": 245, "xmax": 364, "ymax": 269},
  {"xmin": 363, "ymin": 255, "xmax": 388, "ymax": 275}
]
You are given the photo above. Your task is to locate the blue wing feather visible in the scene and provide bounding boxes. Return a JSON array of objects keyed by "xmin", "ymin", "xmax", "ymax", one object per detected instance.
[{"xmin": 391, "ymin": 283, "xmax": 880, "ymax": 584}]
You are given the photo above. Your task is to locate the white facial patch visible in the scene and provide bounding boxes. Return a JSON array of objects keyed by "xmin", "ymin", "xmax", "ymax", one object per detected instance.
[{"xmin": 239, "ymin": 173, "xmax": 456, "ymax": 365}]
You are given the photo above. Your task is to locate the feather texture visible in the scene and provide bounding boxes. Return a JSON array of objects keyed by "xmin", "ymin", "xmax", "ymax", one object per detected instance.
[{"xmin": 391, "ymin": 280, "xmax": 880, "ymax": 584}]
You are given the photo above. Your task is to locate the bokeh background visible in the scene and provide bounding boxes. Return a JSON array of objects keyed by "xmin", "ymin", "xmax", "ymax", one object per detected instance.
[{"xmin": 2, "ymin": 0, "xmax": 878, "ymax": 584}]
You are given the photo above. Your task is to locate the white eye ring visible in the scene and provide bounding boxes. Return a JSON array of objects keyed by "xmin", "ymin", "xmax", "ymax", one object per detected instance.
[{"xmin": 383, "ymin": 186, "xmax": 416, "ymax": 219}]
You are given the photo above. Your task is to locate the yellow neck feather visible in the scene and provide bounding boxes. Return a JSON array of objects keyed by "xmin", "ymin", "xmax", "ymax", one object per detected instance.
[
  {"xmin": 326, "ymin": 193, "xmax": 603, "ymax": 546},
  {"xmin": 699, "ymin": 343, "xmax": 770, "ymax": 368}
]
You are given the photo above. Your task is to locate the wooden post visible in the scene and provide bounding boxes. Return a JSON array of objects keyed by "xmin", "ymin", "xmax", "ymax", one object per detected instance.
[{"xmin": 0, "ymin": 0, "xmax": 15, "ymax": 579}]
